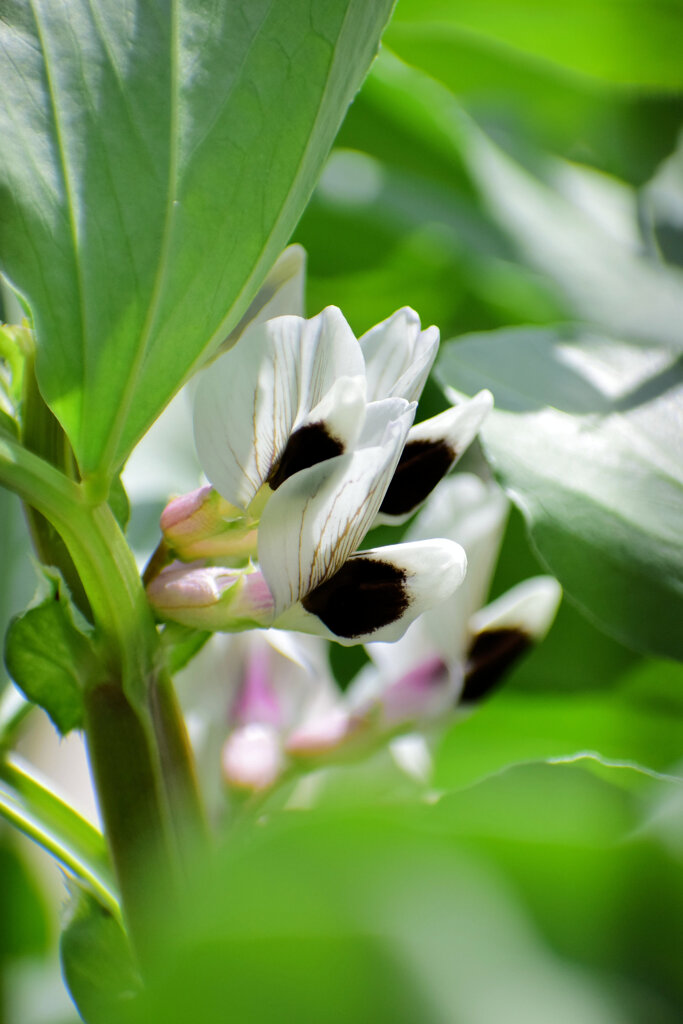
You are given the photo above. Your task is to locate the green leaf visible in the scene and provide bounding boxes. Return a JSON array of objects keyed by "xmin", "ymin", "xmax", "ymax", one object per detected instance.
[
  {"xmin": 119, "ymin": 769, "xmax": 654, "ymax": 1024},
  {"xmin": 0, "ymin": 0, "xmax": 394, "ymax": 485},
  {"xmin": 4, "ymin": 571, "xmax": 95, "ymax": 733},
  {"xmin": 385, "ymin": 31, "xmax": 683, "ymax": 185},
  {"xmin": 387, "ymin": 0, "xmax": 683, "ymax": 89},
  {"xmin": 456, "ymin": 119, "xmax": 683, "ymax": 352},
  {"xmin": 0, "ymin": 754, "xmax": 118, "ymax": 918},
  {"xmin": 61, "ymin": 883, "xmax": 140, "ymax": 1024},
  {"xmin": 434, "ymin": 688, "xmax": 683, "ymax": 794},
  {"xmin": 0, "ymin": 838, "xmax": 50, "ymax": 958},
  {"xmin": 438, "ymin": 328, "xmax": 683, "ymax": 658}
]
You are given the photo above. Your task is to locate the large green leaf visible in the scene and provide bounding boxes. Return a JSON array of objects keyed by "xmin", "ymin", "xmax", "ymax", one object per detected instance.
[
  {"xmin": 118, "ymin": 764, "xmax": 664, "ymax": 1024},
  {"xmin": 434, "ymin": 689, "xmax": 683, "ymax": 794},
  {"xmin": 457, "ymin": 118, "xmax": 683, "ymax": 351},
  {"xmin": 439, "ymin": 329, "xmax": 683, "ymax": 659},
  {"xmin": 0, "ymin": 0, "xmax": 394, "ymax": 482}
]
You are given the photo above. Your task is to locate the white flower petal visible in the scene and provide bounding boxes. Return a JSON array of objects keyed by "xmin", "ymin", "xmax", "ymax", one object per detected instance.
[
  {"xmin": 297, "ymin": 374, "xmax": 367, "ymax": 453},
  {"xmin": 276, "ymin": 538, "xmax": 467, "ymax": 646},
  {"xmin": 194, "ymin": 307, "xmax": 364, "ymax": 508},
  {"xmin": 406, "ymin": 473, "xmax": 509, "ymax": 662},
  {"xmin": 362, "ymin": 617, "xmax": 437, "ymax": 681},
  {"xmin": 469, "ymin": 576, "xmax": 562, "ymax": 641},
  {"xmin": 375, "ymin": 389, "xmax": 495, "ymax": 524},
  {"xmin": 360, "ymin": 307, "xmax": 439, "ymax": 402},
  {"xmin": 260, "ymin": 408, "xmax": 413, "ymax": 617},
  {"xmin": 222, "ymin": 244, "xmax": 307, "ymax": 350},
  {"xmin": 407, "ymin": 388, "xmax": 493, "ymax": 453}
]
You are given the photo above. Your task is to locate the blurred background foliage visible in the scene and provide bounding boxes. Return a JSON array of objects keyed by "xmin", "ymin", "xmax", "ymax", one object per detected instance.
[{"xmin": 2, "ymin": 1, "xmax": 683, "ymax": 1021}]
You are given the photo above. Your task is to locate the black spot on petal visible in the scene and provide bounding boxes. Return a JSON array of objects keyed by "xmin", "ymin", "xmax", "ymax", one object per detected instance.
[
  {"xmin": 461, "ymin": 628, "xmax": 531, "ymax": 705},
  {"xmin": 379, "ymin": 439, "xmax": 455, "ymax": 517},
  {"xmin": 302, "ymin": 558, "xmax": 409, "ymax": 639},
  {"xmin": 268, "ymin": 422, "xmax": 343, "ymax": 490}
]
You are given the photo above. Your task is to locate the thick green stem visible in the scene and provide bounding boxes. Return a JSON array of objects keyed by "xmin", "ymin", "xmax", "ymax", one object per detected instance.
[
  {"xmin": 84, "ymin": 682, "xmax": 178, "ymax": 968},
  {"xmin": 150, "ymin": 673, "xmax": 208, "ymax": 859},
  {"xmin": 0, "ymin": 435, "xmax": 207, "ymax": 961}
]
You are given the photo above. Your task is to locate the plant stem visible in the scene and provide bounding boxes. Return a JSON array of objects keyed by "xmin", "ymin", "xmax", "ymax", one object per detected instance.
[
  {"xmin": 83, "ymin": 681, "xmax": 179, "ymax": 968},
  {"xmin": 0, "ymin": 435, "xmax": 207, "ymax": 963}
]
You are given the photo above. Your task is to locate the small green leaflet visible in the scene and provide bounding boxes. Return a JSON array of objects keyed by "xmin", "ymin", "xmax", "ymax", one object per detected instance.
[
  {"xmin": 4, "ymin": 570, "xmax": 95, "ymax": 733},
  {"xmin": 61, "ymin": 882, "xmax": 140, "ymax": 1024}
]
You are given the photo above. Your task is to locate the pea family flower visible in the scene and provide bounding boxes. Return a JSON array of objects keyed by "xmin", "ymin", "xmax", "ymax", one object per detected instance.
[
  {"xmin": 147, "ymin": 304, "xmax": 484, "ymax": 644},
  {"xmin": 175, "ymin": 479, "xmax": 560, "ymax": 799},
  {"xmin": 123, "ymin": 245, "xmax": 308, "ymax": 525},
  {"xmin": 338, "ymin": 474, "xmax": 562, "ymax": 779},
  {"xmin": 216, "ymin": 631, "xmax": 350, "ymax": 793}
]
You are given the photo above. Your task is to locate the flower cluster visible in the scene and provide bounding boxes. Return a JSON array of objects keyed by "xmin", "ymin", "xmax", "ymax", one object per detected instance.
[
  {"xmin": 145, "ymin": 247, "xmax": 561, "ymax": 798},
  {"xmin": 146, "ymin": 251, "xmax": 492, "ymax": 646},
  {"xmin": 179, "ymin": 474, "xmax": 561, "ymax": 796}
]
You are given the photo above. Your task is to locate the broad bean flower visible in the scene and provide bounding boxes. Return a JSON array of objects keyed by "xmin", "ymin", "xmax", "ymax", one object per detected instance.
[
  {"xmin": 147, "ymin": 301, "xmax": 491, "ymax": 645},
  {"xmin": 209, "ymin": 474, "xmax": 561, "ymax": 794}
]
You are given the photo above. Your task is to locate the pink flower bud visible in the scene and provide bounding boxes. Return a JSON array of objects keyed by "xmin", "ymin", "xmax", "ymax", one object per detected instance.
[
  {"xmin": 160, "ymin": 485, "xmax": 258, "ymax": 561},
  {"xmin": 146, "ymin": 562, "xmax": 275, "ymax": 631},
  {"xmin": 221, "ymin": 724, "xmax": 284, "ymax": 792}
]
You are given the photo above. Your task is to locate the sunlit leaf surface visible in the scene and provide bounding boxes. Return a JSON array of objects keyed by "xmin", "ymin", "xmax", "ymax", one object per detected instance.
[
  {"xmin": 0, "ymin": 0, "xmax": 393, "ymax": 481},
  {"xmin": 439, "ymin": 329, "xmax": 683, "ymax": 658}
]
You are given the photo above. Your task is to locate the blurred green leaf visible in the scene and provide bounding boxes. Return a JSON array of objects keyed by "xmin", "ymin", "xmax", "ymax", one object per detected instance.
[
  {"xmin": 0, "ymin": 838, "xmax": 50, "ymax": 959},
  {"xmin": 0, "ymin": 754, "xmax": 117, "ymax": 917},
  {"xmin": 429, "ymin": 761, "xmax": 639, "ymax": 846},
  {"xmin": 439, "ymin": 329, "xmax": 683, "ymax": 658},
  {"xmin": 388, "ymin": 0, "xmax": 683, "ymax": 89},
  {"xmin": 119, "ymin": 765, "xmax": 668, "ymax": 1024},
  {"xmin": 385, "ymin": 22, "xmax": 683, "ymax": 184},
  {"xmin": 0, "ymin": 0, "xmax": 394, "ymax": 483},
  {"xmin": 434, "ymin": 690, "xmax": 683, "ymax": 794},
  {"xmin": 4, "ymin": 572, "xmax": 95, "ymax": 734},
  {"xmin": 456, "ymin": 118, "xmax": 683, "ymax": 351},
  {"xmin": 61, "ymin": 883, "xmax": 140, "ymax": 1024}
]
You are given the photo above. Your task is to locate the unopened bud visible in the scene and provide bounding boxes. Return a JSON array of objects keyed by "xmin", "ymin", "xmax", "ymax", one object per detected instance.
[
  {"xmin": 222, "ymin": 724, "xmax": 284, "ymax": 792},
  {"xmin": 160, "ymin": 485, "xmax": 258, "ymax": 561},
  {"xmin": 146, "ymin": 561, "xmax": 275, "ymax": 631}
]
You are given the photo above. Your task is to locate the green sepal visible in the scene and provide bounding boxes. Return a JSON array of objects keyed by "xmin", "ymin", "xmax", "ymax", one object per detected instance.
[
  {"xmin": 60, "ymin": 881, "xmax": 141, "ymax": 1024},
  {"xmin": 4, "ymin": 568, "xmax": 97, "ymax": 734}
]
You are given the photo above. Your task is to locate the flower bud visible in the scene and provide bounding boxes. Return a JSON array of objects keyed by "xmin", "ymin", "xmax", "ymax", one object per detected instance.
[
  {"xmin": 222, "ymin": 724, "xmax": 284, "ymax": 792},
  {"xmin": 146, "ymin": 561, "xmax": 275, "ymax": 631},
  {"xmin": 160, "ymin": 485, "xmax": 258, "ymax": 561}
]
